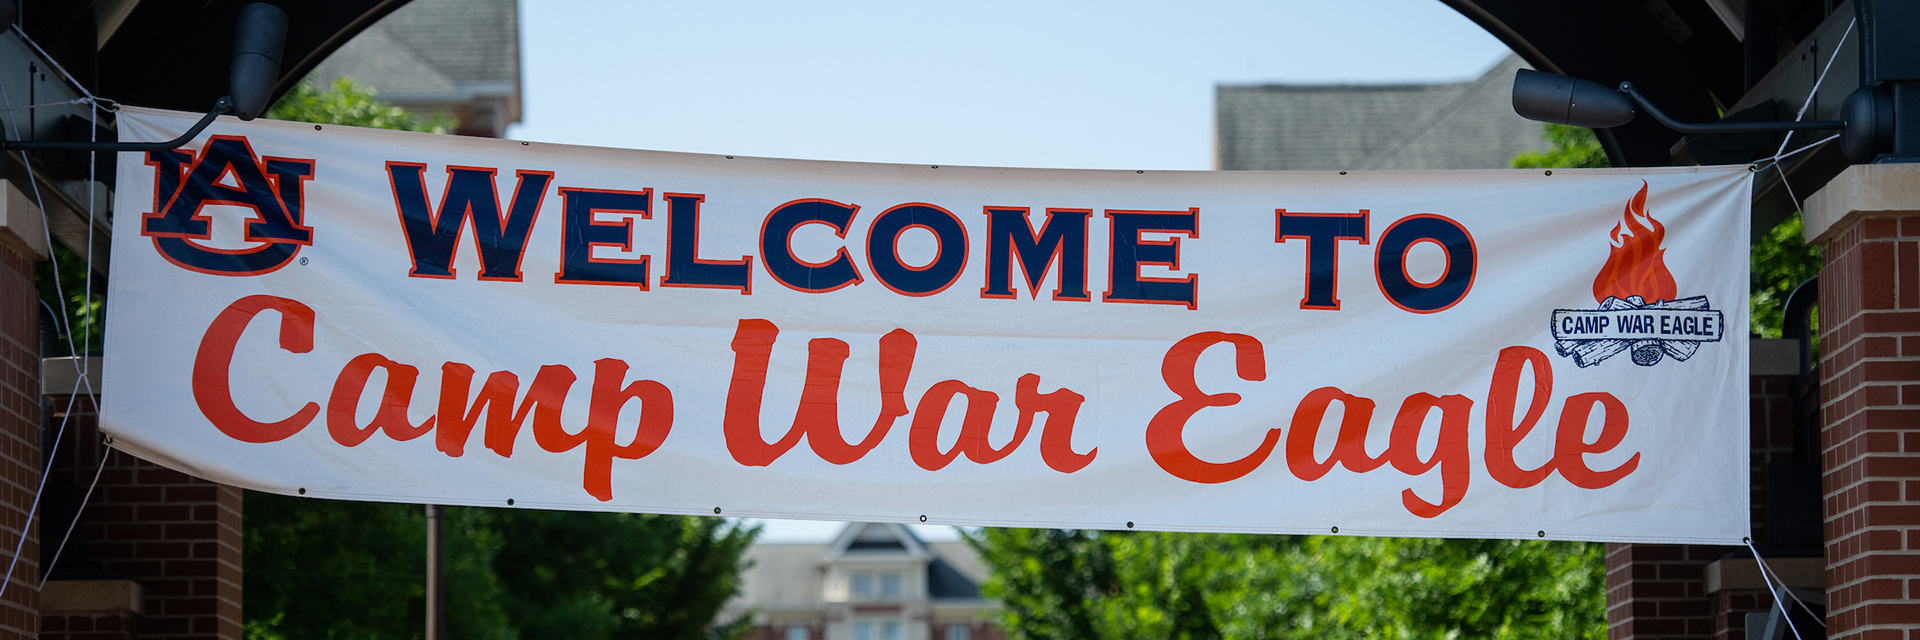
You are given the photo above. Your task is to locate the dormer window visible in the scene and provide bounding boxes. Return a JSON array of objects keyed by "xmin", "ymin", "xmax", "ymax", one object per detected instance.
[
  {"xmin": 850, "ymin": 573, "xmax": 875, "ymax": 599},
  {"xmin": 847, "ymin": 571, "xmax": 905, "ymax": 600},
  {"xmin": 880, "ymin": 573, "xmax": 902, "ymax": 598}
]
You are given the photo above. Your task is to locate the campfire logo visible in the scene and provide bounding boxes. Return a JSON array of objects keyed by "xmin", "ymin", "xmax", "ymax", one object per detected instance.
[{"xmin": 1550, "ymin": 182, "xmax": 1723, "ymax": 367}]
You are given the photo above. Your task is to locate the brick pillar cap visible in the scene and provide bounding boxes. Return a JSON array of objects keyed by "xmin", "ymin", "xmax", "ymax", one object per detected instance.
[
  {"xmin": 1704, "ymin": 557, "xmax": 1825, "ymax": 594},
  {"xmin": 0, "ymin": 181, "xmax": 47, "ymax": 260},
  {"xmin": 40, "ymin": 579, "xmax": 144, "ymax": 615},
  {"xmin": 1803, "ymin": 162, "xmax": 1920, "ymax": 244}
]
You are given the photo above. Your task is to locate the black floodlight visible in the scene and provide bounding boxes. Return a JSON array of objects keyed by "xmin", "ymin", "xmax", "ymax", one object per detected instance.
[
  {"xmin": 2, "ymin": 3, "xmax": 286, "ymax": 152},
  {"xmin": 1512, "ymin": 69, "xmax": 1897, "ymax": 163},
  {"xmin": 229, "ymin": 3, "xmax": 287, "ymax": 121},
  {"xmin": 1512, "ymin": 69, "xmax": 1636, "ymax": 128}
]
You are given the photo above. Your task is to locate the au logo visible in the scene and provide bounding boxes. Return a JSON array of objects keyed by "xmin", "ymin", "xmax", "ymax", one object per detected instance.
[
  {"xmin": 1551, "ymin": 182, "xmax": 1723, "ymax": 367},
  {"xmin": 140, "ymin": 135, "xmax": 315, "ymax": 276}
]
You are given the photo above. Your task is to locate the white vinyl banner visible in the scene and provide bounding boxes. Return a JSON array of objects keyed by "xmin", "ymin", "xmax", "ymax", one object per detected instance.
[{"xmin": 102, "ymin": 107, "xmax": 1752, "ymax": 543}]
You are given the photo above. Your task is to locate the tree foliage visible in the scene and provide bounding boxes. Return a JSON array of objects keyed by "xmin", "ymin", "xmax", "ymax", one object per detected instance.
[
  {"xmin": 244, "ymin": 499, "xmax": 758, "ymax": 640},
  {"xmin": 264, "ymin": 77, "xmax": 456, "ymax": 133},
  {"xmin": 971, "ymin": 530, "xmax": 1604, "ymax": 640},
  {"xmin": 1750, "ymin": 212, "xmax": 1820, "ymax": 338},
  {"xmin": 1509, "ymin": 124, "xmax": 1609, "ymax": 169},
  {"xmin": 243, "ymin": 78, "xmax": 757, "ymax": 640},
  {"xmin": 34, "ymin": 241, "xmax": 104, "ymax": 357}
]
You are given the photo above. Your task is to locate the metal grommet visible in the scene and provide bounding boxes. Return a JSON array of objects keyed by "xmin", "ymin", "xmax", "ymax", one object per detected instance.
[
  {"xmin": 521, "ymin": 141, "xmax": 529, "ymax": 146},
  {"xmin": 931, "ymin": 165, "xmax": 940, "ymax": 169},
  {"xmin": 714, "ymin": 507, "xmax": 723, "ymax": 515},
  {"xmin": 726, "ymin": 155, "xmax": 734, "ymax": 159},
  {"xmin": 1330, "ymin": 526, "xmax": 1339, "ymax": 534},
  {"xmin": 297, "ymin": 488, "xmax": 306, "ymax": 495},
  {"xmin": 1537, "ymin": 530, "xmax": 1546, "ymax": 538},
  {"xmin": 1544, "ymin": 170, "xmax": 1553, "ymax": 176},
  {"xmin": 1339, "ymin": 171, "xmax": 1347, "ymax": 175},
  {"xmin": 1126, "ymin": 521, "xmax": 1134, "ymax": 529},
  {"xmin": 919, "ymin": 515, "xmax": 928, "ymax": 523},
  {"xmin": 313, "ymin": 125, "xmax": 322, "ymax": 130},
  {"xmin": 507, "ymin": 499, "xmax": 515, "ymax": 506},
  {"xmin": 1136, "ymin": 170, "xmax": 1144, "ymax": 174}
]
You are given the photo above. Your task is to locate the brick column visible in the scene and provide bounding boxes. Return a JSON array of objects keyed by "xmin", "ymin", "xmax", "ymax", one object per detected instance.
[
  {"xmin": 1804, "ymin": 163, "xmax": 1920, "ymax": 640},
  {"xmin": 1604, "ymin": 543, "xmax": 1734, "ymax": 639},
  {"xmin": 47, "ymin": 396, "xmax": 244, "ymax": 640},
  {"xmin": 0, "ymin": 183, "xmax": 46, "ymax": 637}
]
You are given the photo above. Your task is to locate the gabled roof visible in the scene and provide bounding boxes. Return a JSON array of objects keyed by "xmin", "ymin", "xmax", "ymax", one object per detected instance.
[
  {"xmin": 824, "ymin": 522, "xmax": 932, "ymax": 562},
  {"xmin": 1215, "ymin": 55, "xmax": 1547, "ymax": 171}
]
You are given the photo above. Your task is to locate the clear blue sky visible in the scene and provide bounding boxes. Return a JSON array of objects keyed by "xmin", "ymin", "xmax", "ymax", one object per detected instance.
[
  {"xmin": 510, "ymin": 0, "xmax": 1513, "ymax": 171},
  {"xmin": 509, "ymin": 0, "xmax": 1512, "ymax": 541}
]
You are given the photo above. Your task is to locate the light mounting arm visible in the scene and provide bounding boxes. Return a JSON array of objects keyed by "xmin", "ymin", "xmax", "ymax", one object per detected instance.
[
  {"xmin": 1, "ymin": 3, "xmax": 284, "ymax": 153},
  {"xmin": 1512, "ymin": 69, "xmax": 1893, "ymax": 162}
]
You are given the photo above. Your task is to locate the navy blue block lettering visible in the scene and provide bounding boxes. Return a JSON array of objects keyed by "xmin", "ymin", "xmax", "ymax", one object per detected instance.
[
  {"xmin": 1103, "ymin": 209, "xmax": 1199, "ymax": 310},
  {"xmin": 388, "ymin": 164, "xmax": 553, "ymax": 280},
  {"xmin": 556, "ymin": 187, "xmax": 652, "ymax": 288},
  {"xmin": 761, "ymin": 199, "xmax": 863, "ymax": 293},
  {"xmin": 1375, "ymin": 214, "xmax": 1476, "ymax": 313},
  {"xmin": 982, "ymin": 207, "xmax": 1090, "ymax": 300},
  {"xmin": 867, "ymin": 203, "xmax": 968, "ymax": 296},
  {"xmin": 1275, "ymin": 209, "xmax": 1368, "ymax": 310},
  {"xmin": 141, "ymin": 136, "xmax": 314, "ymax": 276},
  {"xmin": 661, "ymin": 193, "xmax": 752, "ymax": 293}
]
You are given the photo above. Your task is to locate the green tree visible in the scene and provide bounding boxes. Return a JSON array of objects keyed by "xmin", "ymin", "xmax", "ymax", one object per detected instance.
[
  {"xmin": 35, "ymin": 242, "xmax": 104, "ymax": 357},
  {"xmin": 1750, "ymin": 212, "xmax": 1820, "ymax": 338},
  {"xmin": 971, "ymin": 531, "xmax": 1602, "ymax": 640},
  {"xmin": 244, "ymin": 501, "xmax": 512, "ymax": 640},
  {"xmin": 243, "ymin": 78, "xmax": 757, "ymax": 640},
  {"xmin": 265, "ymin": 77, "xmax": 456, "ymax": 133},
  {"xmin": 1510, "ymin": 124, "xmax": 1609, "ymax": 169},
  {"xmin": 490, "ymin": 511, "xmax": 758, "ymax": 640}
]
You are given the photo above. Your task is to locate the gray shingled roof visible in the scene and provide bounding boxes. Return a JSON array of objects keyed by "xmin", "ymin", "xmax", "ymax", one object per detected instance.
[
  {"xmin": 1215, "ymin": 55, "xmax": 1548, "ymax": 171},
  {"xmin": 308, "ymin": 0, "xmax": 521, "ymax": 136}
]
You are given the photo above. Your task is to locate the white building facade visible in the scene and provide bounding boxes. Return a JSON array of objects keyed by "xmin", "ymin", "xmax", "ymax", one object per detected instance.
[{"xmin": 724, "ymin": 523, "xmax": 1007, "ymax": 640}]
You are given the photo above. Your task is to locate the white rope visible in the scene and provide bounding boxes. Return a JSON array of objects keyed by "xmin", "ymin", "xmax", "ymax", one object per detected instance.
[
  {"xmin": 1774, "ymin": 133, "xmax": 1842, "ymax": 164},
  {"xmin": 1742, "ymin": 538, "xmax": 1808, "ymax": 640},
  {"xmin": 0, "ymin": 63, "xmax": 100, "ymax": 606},
  {"xmin": 77, "ymin": 97, "xmax": 99, "ymax": 396},
  {"xmin": 1771, "ymin": 18, "xmax": 1855, "ymax": 163},
  {"xmin": 0, "ymin": 98, "xmax": 90, "ymax": 112},
  {"xmin": 8, "ymin": 25, "xmax": 104, "ymax": 105},
  {"xmin": 1775, "ymin": 164, "xmax": 1802, "ymax": 214},
  {"xmin": 1743, "ymin": 538, "xmax": 1826, "ymax": 627},
  {"xmin": 1748, "ymin": 18, "xmax": 1854, "ymax": 214},
  {"xmin": 37, "ymin": 442, "xmax": 110, "ymax": 589}
]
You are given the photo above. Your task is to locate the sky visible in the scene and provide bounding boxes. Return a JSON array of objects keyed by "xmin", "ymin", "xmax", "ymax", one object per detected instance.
[
  {"xmin": 509, "ymin": 0, "xmax": 1513, "ymax": 542},
  {"xmin": 510, "ymin": 0, "xmax": 1513, "ymax": 171}
]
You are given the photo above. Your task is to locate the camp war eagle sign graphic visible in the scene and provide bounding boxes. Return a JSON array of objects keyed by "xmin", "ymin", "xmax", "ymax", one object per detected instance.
[
  {"xmin": 1549, "ymin": 183, "xmax": 1725, "ymax": 368},
  {"xmin": 101, "ymin": 107, "xmax": 1753, "ymax": 545}
]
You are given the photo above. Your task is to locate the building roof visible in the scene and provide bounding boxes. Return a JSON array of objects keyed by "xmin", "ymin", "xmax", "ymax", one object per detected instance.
[
  {"xmin": 730, "ymin": 524, "xmax": 992, "ymax": 612},
  {"xmin": 307, "ymin": 0, "xmax": 522, "ymax": 137},
  {"xmin": 1215, "ymin": 55, "xmax": 1547, "ymax": 171}
]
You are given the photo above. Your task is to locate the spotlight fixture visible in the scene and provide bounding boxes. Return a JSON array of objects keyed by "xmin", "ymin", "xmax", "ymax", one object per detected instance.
[{"xmin": 1512, "ymin": 69, "xmax": 1894, "ymax": 163}]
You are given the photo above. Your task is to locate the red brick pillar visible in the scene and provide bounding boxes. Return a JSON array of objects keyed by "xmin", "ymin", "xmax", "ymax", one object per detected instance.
[
  {"xmin": 1804, "ymin": 163, "xmax": 1920, "ymax": 639},
  {"xmin": 47, "ymin": 397, "xmax": 244, "ymax": 640},
  {"xmin": 0, "ymin": 184, "xmax": 46, "ymax": 637},
  {"xmin": 1604, "ymin": 543, "xmax": 1730, "ymax": 639}
]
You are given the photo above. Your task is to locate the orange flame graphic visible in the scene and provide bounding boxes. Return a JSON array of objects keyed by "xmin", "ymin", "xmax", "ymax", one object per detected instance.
[{"xmin": 1592, "ymin": 182, "xmax": 1677, "ymax": 304}]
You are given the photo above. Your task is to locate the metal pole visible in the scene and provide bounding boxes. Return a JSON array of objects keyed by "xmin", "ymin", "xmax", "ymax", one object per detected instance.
[{"xmin": 425, "ymin": 504, "xmax": 444, "ymax": 640}]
